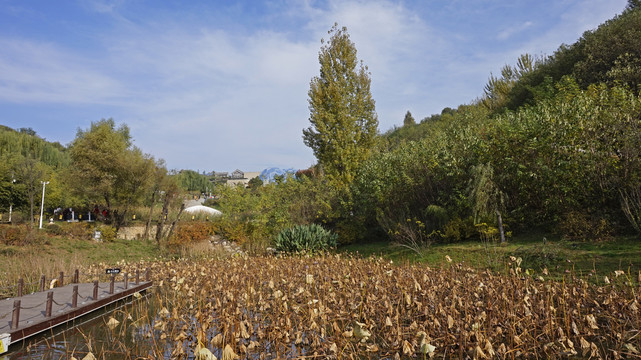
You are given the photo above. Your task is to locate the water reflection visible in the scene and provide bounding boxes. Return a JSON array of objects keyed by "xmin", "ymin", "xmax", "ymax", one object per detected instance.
[
  {"xmin": 6, "ymin": 291, "xmax": 156, "ymax": 360},
  {"xmin": 4, "ymin": 286, "xmax": 330, "ymax": 359}
]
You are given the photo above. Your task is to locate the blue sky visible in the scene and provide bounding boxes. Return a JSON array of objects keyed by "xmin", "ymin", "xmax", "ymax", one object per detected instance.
[{"xmin": 0, "ymin": 0, "xmax": 628, "ymax": 172}]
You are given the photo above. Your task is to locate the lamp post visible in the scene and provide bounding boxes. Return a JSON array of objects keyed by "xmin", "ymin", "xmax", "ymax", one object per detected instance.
[{"xmin": 39, "ymin": 181, "xmax": 49, "ymax": 229}]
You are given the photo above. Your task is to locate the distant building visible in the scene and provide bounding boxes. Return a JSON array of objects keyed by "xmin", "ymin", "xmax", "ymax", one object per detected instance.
[
  {"xmin": 231, "ymin": 169, "xmax": 244, "ymax": 179},
  {"xmin": 226, "ymin": 170, "xmax": 261, "ymax": 187}
]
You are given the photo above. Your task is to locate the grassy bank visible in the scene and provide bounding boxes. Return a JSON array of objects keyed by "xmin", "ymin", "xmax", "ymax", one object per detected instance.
[
  {"xmin": 0, "ymin": 236, "xmax": 162, "ymax": 298},
  {"xmin": 339, "ymin": 232, "xmax": 641, "ymax": 280},
  {"xmin": 3, "ymin": 228, "xmax": 640, "ymax": 295}
]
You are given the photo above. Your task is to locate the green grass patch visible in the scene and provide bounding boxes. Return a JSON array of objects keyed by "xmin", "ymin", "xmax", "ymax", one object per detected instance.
[
  {"xmin": 338, "ymin": 232, "xmax": 641, "ymax": 281},
  {"xmin": 49, "ymin": 236, "xmax": 161, "ymax": 264},
  {"xmin": 0, "ymin": 235, "xmax": 162, "ymax": 295}
]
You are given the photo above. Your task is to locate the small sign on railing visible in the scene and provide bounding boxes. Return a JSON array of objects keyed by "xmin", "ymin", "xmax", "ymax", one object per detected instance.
[{"xmin": 105, "ymin": 268, "xmax": 121, "ymax": 275}]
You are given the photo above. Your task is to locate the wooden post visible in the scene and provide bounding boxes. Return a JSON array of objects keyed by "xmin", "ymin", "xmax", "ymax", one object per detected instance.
[
  {"xmin": 145, "ymin": 268, "xmax": 150, "ymax": 282},
  {"xmin": 11, "ymin": 300, "xmax": 20, "ymax": 329},
  {"xmin": 110, "ymin": 276, "xmax": 115, "ymax": 294},
  {"xmin": 18, "ymin": 278, "xmax": 24, "ymax": 297},
  {"xmin": 46, "ymin": 292, "xmax": 53, "ymax": 317},
  {"xmin": 93, "ymin": 280, "xmax": 99, "ymax": 300},
  {"xmin": 74, "ymin": 269, "xmax": 79, "ymax": 283},
  {"xmin": 135, "ymin": 269, "xmax": 140, "ymax": 285},
  {"xmin": 72, "ymin": 285, "xmax": 78, "ymax": 307},
  {"xmin": 40, "ymin": 275, "xmax": 46, "ymax": 292},
  {"xmin": 124, "ymin": 272, "xmax": 128, "ymax": 289},
  {"xmin": 58, "ymin": 271, "xmax": 64, "ymax": 287}
]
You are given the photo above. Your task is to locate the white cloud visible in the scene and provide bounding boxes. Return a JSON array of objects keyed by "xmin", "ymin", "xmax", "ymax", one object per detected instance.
[
  {"xmin": 93, "ymin": 1, "xmax": 444, "ymax": 168},
  {"xmin": 0, "ymin": 37, "xmax": 124, "ymax": 104},
  {"xmin": 92, "ymin": 22, "xmax": 320, "ymax": 170},
  {"xmin": 79, "ymin": 0, "xmax": 126, "ymax": 15},
  {"xmin": 0, "ymin": 0, "xmax": 630, "ymax": 171},
  {"xmin": 300, "ymin": 0, "xmax": 450, "ymax": 126},
  {"xmin": 506, "ymin": 0, "xmax": 627, "ymax": 60},
  {"xmin": 497, "ymin": 21, "xmax": 534, "ymax": 40}
]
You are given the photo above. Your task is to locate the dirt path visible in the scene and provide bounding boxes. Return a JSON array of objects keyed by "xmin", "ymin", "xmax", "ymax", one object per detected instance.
[{"xmin": 184, "ymin": 198, "xmax": 204, "ymax": 208}]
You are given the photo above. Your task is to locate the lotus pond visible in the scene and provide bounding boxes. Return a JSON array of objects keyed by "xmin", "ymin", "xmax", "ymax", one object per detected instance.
[{"xmin": 7, "ymin": 254, "xmax": 641, "ymax": 359}]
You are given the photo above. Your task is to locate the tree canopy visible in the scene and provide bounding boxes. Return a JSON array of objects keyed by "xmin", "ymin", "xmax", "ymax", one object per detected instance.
[
  {"xmin": 403, "ymin": 111, "xmax": 416, "ymax": 126},
  {"xmin": 303, "ymin": 24, "xmax": 378, "ymax": 189},
  {"xmin": 68, "ymin": 119, "xmax": 156, "ymax": 230}
]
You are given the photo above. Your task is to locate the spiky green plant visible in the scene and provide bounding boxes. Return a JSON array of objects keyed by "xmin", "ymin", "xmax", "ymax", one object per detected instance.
[{"xmin": 274, "ymin": 224, "xmax": 338, "ymax": 253}]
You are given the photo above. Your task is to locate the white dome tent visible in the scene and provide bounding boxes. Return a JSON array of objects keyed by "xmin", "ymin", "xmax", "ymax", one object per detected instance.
[{"xmin": 183, "ymin": 205, "xmax": 222, "ymax": 216}]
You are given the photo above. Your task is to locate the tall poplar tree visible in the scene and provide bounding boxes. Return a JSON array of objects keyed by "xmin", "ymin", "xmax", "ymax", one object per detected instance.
[
  {"xmin": 303, "ymin": 24, "xmax": 378, "ymax": 188},
  {"xmin": 403, "ymin": 111, "xmax": 416, "ymax": 126}
]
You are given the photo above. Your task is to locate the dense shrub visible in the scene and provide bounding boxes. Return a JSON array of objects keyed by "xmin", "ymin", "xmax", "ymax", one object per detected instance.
[
  {"xmin": 0, "ymin": 225, "xmax": 46, "ymax": 245},
  {"xmin": 60, "ymin": 222, "xmax": 93, "ymax": 240},
  {"xmin": 441, "ymin": 216, "xmax": 476, "ymax": 242},
  {"xmin": 169, "ymin": 221, "xmax": 216, "ymax": 247},
  {"xmin": 559, "ymin": 211, "xmax": 613, "ymax": 242},
  {"xmin": 0, "ymin": 225, "xmax": 29, "ymax": 245},
  {"xmin": 98, "ymin": 225, "xmax": 117, "ymax": 242},
  {"xmin": 203, "ymin": 198, "xmax": 219, "ymax": 208},
  {"xmin": 274, "ymin": 224, "xmax": 337, "ymax": 254},
  {"xmin": 45, "ymin": 223, "xmax": 64, "ymax": 236}
]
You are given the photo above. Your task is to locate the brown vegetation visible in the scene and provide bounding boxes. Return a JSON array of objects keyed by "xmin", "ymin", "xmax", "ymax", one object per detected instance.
[{"xmin": 71, "ymin": 255, "xmax": 641, "ymax": 359}]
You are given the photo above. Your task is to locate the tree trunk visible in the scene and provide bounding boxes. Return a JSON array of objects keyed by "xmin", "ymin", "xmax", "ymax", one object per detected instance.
[
  {"xmin": 29, "ymin": 192, "xmax": 35, "ymax": 229},
  {"xmin": 496, "ymin": 210, "xmax": 506, "ymax": 243},
  {"xmin": 166, "ymin": 204, "xmax": 185, "ymax": 242},
  {"xmin": 114, "ymin": 210, "xmax": 126, "ymax": 232},
  {"xmin": 143, "ymin": 190, "xmax": 156, "ymax": 240},
  {"xmin": 155, "ymin": 193, "xmax": 171, "ymax": 246}
]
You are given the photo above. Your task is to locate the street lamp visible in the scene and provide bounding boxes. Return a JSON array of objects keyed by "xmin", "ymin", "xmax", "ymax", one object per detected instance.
[{"xmin": 39, "ymin": 181, "xmax": 50, "ymax": 229}]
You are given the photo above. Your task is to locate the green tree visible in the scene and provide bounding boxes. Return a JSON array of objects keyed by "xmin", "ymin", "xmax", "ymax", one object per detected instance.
[
  {"xmin": 574, "ymin": 8, "xmax": 641, "ymax": 90},
  {"xmin": 403, "ymin": 111, "xmax": 416, "ymax": 126},
  {"xmin": 247, "ymin": 176, "xmax": 264, "ymax": 190},
  {"xmin": 15, "ymin": 155, "xmax": 48, "ymax": 228},
  {"xmin": 155, "ymin": 172, "xmax": 184, "ymax": 245},
  {"xmin": 482, "ymin": 54, "xmax": 537, "ymax": 111},
  {"xmin": 303, "ymin": 24, "xmax": 378, "ymax": 188},
  {"xmin": 143, "ymin": 160, "xmax": 168, "ymax": 241},
  {"xmin": 0, "ymin": 125, "xmax": 69, "ymax": 169},
  {"xmin": 68, "ymin": 119, "xmax": 156, "ymax": 231},
  {"xmin": 176, "ymin": 170, "xmax": 211, "ymax": 192},
  {"xmin": 0, "ymin": 155, "xmax": 27, "ymax": 222},
  {"xmin": 468, "ymin": 163, "xmax": 506, "ymax": 243}
]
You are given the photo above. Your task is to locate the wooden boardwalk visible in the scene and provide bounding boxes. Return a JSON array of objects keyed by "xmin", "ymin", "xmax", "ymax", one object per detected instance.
[{"xmin": 0, "ymin": 277, "xmax": 152, "ymax": 354}]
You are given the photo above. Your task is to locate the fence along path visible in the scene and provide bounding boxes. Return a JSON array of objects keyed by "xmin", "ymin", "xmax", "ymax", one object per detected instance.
[{"xmin": 0, "ymin": 269, "xmax": 152, "ymax": 354}]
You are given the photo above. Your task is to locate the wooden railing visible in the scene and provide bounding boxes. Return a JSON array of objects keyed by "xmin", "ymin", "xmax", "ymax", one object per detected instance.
[{"xmin": 6, "ymin": 268, "xmax": 150, "ymax": 330}]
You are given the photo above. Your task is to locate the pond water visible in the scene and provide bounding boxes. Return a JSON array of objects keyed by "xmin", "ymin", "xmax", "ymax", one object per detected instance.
[
  {"xmin": 3, "ymin": 289, "xmax": 284, "ymax": 360},
  {"xmin": 5, "ymin": 292, "xmax": 161, "ymax": 359}
]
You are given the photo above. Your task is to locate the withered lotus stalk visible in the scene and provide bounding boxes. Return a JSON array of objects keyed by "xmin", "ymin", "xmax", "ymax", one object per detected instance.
[{"xmin": 72, "ymin": 254, "xmax": 641, "ymax": 358}]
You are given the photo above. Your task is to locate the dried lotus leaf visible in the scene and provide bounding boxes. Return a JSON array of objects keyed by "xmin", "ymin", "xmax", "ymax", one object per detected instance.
[{"xmin": 106, "ymin": 317, "xmax": 120, "ymax": 330}]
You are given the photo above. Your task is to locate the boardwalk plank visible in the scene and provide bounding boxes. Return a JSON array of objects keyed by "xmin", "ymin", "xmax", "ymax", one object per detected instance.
[{"xmin": 0, "ymin": 280, "xmax": 152, "ymax": 353}]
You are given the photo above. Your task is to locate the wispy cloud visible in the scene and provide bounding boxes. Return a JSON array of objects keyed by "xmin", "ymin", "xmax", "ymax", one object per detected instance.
[
  {"xmin": 90, "ymin": 0, "xmax": 444, "ymax": 168},
  {"xmin": 79, "ymin": 0, "xmax": 126, "ymax": 15},
  {"xmin": 0, "ymin": 37, "xmax": 123, "ymax": 104},
  {"xmin": 497, "ymin": 21, "xmax": 534, "ymax": 40},
  {"xmin": 94, "ymin": 20, "xmax": 320, "ymax": 169},
  {"xmin": 0, "ymin": 0, "xmax": 629, "ymax": 171},
  {"xmin": 302, "ymin": 0, "xmax": 451, "ymax": 124}
]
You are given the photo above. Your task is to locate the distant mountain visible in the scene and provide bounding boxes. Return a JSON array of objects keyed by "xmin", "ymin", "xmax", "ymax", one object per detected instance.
[{"xmin": 260, "ymin": 167, "xmax": 296, "ymax": 183}]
